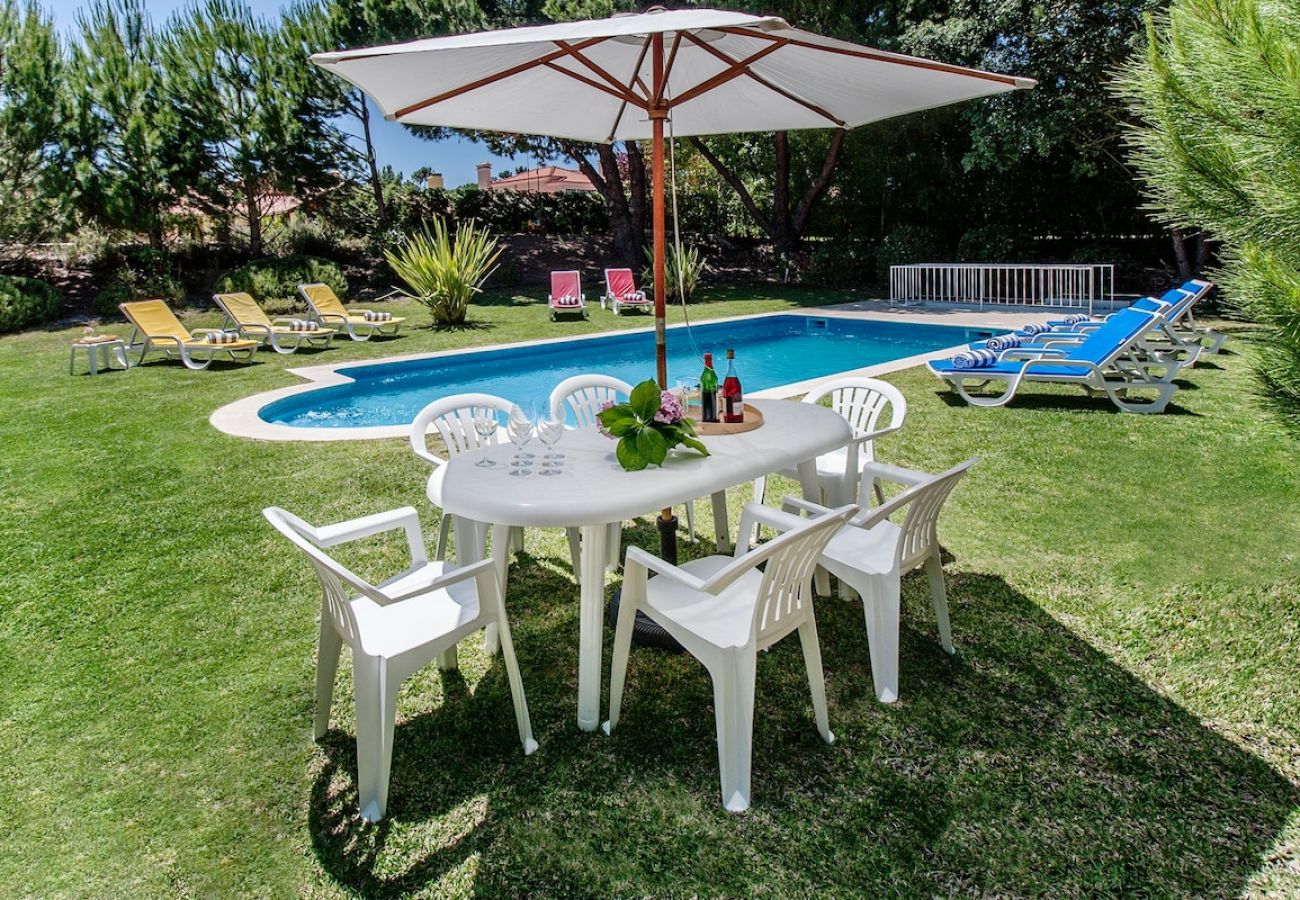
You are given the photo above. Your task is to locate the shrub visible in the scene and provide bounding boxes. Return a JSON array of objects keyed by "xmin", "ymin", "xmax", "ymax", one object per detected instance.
[
  {"xmin": 282, "ymin": 217, "xmax": 349, "ymax": 260},
  {"xmin": 0, "ymin": 275, "xmax": 62, "ymax": 332},
  {"xmin": 91, "ymin": 245, "xmax": 185, "ymax": 317},
  {"xmin": 802, "ymin": 239, "xmax": 878, "ymax": 287},
  {"xmin": 214, "ymin": 255, "xmax": 347, "ymax": 313},
  {"xmin": 958, "ymin": 225, "xmax": 1030, "ymax": 263},
  {"xmin": 385, "ymin": 217, "xmax": 502, "ymax": 327},
  {"xmin": 876, "ymin": 225, "xmax": 946, "ymax": 284},
  {"xmin": 643, "ymin": 243, "xmax": 708, "ymax": 303}
]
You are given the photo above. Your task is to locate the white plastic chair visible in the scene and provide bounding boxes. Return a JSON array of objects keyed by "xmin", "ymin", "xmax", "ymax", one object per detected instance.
[
  {"xmin": 264, "ymin": 505, "xmax": 536, "ymax": 823},
  {"xmin": 753, "ymin": 377, "xmax": 906, "ymax": 513},
  {"xmin": 604, "ymin": 501, "xmax": 857, "ymax": 813},
  {"xmin": 782, "ymin": 458, "xmax": 977, "ymax": 704},
  {"xmin": 549, "ymin": 374, "xmax": 699, "ymax": 544}
]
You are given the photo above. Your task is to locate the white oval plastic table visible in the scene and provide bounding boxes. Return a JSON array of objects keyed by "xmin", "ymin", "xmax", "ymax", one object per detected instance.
[{"xmin": 438, "ymin": 398, "xmax": 852, "ymax": 731}]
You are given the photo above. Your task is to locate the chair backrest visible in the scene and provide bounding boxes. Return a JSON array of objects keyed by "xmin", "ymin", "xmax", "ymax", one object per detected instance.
[
  {"xmin": 1066, "ymin": 307, "xmax": 1160, "ymax": 367},
  {"xmin": 120, "ymin": 299, "xmax": 191, "ymax": 342},
  {"xmin": 605, "ymin": 268, "xmax": 636, "ymax": 296},
  {"xmin": 854, "ymin": 459, "xmax": 977, "ymax": 571},
  {"xmin": 264, "ymin": 506, "xmax": 380, "ymax": 650},
  {"xmin": 803, "ymin": 377, "xmax": 906, "ymax": 464},
  {"xmin": 214, "ymin": 292, "xmax": 272, "ymax": 328},
  {"xmin": 410, "ymin": 392, "xmax": 514, "ymax": 466},
  {"xmin": 750, "ymin": 505, "xmax": 857, "ymax": 646},
  {"xmin": 550, "ymin": 374, "xmax": 633, "ymax": 428},
  {"xmin": 551, "ymin": 271, "xmax": 581, "ymax": 299},
  {"xmin": 300, "ymin": 283, "xmax": 348, "ymax": 317}
]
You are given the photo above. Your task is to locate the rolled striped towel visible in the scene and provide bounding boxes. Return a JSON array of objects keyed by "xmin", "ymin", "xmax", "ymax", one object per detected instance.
[
  {"xmin": 1019, "ymin": 322, "xmax": 1051, "ymax": 336},
  {"xmin": 205, "ymin": 331, "xmax": 241, "ymax": 344},
  {"xmin": 289, "ymin": 319, "xmax": 314, "ymax": 332},
  {"xmin": 363, "ymin": 310, "xmax": 392, "ymax": 322},
  {"xmin": 953, "ymin": 349, "xmax": 998, "ymax": 369},
  {"xmin": 1063, "ymin": 313, "xmax": 1089, "ymax": 325},
  {"xmin": 985, "ymin": 334, "xmax": 1022, "ymax": 352},
  {"xmin": 554, "ymin": 294, "xmax": 582, "ymax": 307},
  {"xmin": 623, "ymin": 291, "xmax": 647, "ymax": 303}
]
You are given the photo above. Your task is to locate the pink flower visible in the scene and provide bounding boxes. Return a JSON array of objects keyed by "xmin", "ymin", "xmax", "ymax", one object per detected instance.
[
  {"xmin": 654, "ymin": 390, "xmax": 685, "ymax": 424},
  {"xmin": 596, "ymin": 400, "xmax": 616, "ymax": 439}
]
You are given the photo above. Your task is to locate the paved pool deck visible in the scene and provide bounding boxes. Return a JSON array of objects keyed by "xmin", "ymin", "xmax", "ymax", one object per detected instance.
[{"xmin": 211, "ymin": 301, "xmax": 1067, "ymax": 442}]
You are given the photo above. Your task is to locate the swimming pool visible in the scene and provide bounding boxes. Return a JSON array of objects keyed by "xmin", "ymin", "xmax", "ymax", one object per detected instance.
[{"xmin": 255, "ymin": 314, "xmax": 993, "ymax": 431}]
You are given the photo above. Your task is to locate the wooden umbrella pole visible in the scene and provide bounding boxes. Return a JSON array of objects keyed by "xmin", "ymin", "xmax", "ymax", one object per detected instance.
[{"xmin": 649, "ymin": 31, "xmax": 677, "ymax": 563}]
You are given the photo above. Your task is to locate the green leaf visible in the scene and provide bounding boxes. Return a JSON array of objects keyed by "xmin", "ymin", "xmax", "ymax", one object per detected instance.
[
  {"xmin": 615, "ymin": 436, "xmax": 648, "ymax": 471},
  {"xmin": 634, "ymin": 425, "xmax": 669, "ymax": 467},
  {"xmin": 629, "ymin": 380, "xmax": 661, "ymax": 422},
  {"xmin": 607, "ymin": 417, "xmax": 640, "ymax": 438},
  {"xmin": 679, "ymin": 436, "xmax": 710, "ymax": 458}
]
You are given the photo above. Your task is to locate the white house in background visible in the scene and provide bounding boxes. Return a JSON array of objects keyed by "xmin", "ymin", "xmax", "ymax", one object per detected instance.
[{"xmin": 476, "ymin": 162, "xmax": 596, "ymax": 194}]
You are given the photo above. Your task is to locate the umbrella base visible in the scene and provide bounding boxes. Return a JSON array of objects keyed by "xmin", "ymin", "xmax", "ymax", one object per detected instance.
[{"xmin": 608, "ymin": 589, "xmax": 684, "ymax": 653}]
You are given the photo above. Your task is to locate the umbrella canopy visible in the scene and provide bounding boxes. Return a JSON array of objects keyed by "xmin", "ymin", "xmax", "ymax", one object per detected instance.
[{"xmin": 312, "ymin": 8, "xmax": 1035, "ymax": 143}]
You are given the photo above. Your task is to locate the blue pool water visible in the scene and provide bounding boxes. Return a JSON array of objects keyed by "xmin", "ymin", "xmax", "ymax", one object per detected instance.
[{"xmin": 261, "ymin": 314, "xmax": 994, "ymax": 429}]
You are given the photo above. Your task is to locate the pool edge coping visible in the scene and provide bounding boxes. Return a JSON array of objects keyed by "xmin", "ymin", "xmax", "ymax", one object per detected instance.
[{"xmin": 210, "ymin": 305, "xmax": 1025, "ymax": 442}]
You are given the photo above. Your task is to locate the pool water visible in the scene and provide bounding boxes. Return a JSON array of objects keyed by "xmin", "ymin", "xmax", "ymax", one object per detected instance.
[{"xmin": 261, "ymin": 314, "xmax": 993, "ymax": 429}]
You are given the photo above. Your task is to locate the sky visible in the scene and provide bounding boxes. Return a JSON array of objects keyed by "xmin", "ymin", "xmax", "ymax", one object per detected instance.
[{"xmin": 44, "ymin": 0, "xmax": 558, "ymax": 187}]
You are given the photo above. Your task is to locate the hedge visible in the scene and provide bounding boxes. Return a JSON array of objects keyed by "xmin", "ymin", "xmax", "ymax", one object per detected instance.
[
  {"xmin": 214, "ymin": 255, "xmax": 347, "ymax": 311},
  {"xmin": 0, "ymin": 275, "xmax": 62, "ymax": 333}
]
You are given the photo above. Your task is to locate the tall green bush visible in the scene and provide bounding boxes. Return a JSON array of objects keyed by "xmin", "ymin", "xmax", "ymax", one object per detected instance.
[
  {"xmin": 0, "ymin": 275, "xmax": 62, "ymax": 332},
  {"xmin": 385, "ymin": 217, "xmax": 501, "ymax": 327},
  {"xmin": 214, "ymin": 255, "xmax": 346, "ymax": 311},
  {"xmin": 1116, "ymin": 0, "xmax": 1300, "ymax": 428}
]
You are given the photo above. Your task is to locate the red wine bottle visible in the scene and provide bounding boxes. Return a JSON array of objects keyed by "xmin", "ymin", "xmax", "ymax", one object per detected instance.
[
  {"xmin": 722, "ymin": 348, "xmax": 744, "ymax": 423},
  {"xmin": 699, "ymin": 353, "xmax": 719, "ymax": 423}
]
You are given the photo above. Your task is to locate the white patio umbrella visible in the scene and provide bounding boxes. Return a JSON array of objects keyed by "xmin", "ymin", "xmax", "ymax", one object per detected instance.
[{"xmin": 313, "ymin": 7, "xmax": 1033, "ymax": 550}]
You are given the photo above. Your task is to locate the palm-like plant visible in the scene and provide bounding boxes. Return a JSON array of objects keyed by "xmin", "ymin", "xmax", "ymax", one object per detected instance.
[
  {"xmin": 643, "ymin": 243, "xmax": 708, "ymax": 304},
  {"xmin": 385, "ymin": 217, "xmax": 502, "ymax": 327}
]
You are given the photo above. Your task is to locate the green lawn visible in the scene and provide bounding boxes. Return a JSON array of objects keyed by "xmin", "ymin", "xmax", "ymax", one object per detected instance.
[{"xmin": 2, "ymin": 288, "xmax": 1297, "ymax": 896}]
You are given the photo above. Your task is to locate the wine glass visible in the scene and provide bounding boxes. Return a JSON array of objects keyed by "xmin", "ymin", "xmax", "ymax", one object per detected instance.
[
  {"xmin": 536, "ymin": 414, "xmax": 565, "ymax": 473},
  {"xmin": 507, "ymin": 404, "xmax": 535, "ymax": 473},
  {"xmin": 473, "ymin": 413, "xmax": 499, "ymax": 468}
]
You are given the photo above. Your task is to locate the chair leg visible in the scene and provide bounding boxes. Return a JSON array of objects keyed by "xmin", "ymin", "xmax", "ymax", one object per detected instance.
[
  {"xmin": 489, "ymin": 579, "xmax": 538, "ymax": 755},
  {"xmin": 314, "ymin": 616, "xmax": 343, "ymax": 740},
  {"xmin": 566, "ymin": 527, "xmax": 582, "ymax": 586},
  {"xmin": 924, "ymin": 551, "xmax": 955, "ymax": 655},
  {"xmin": 684, "ymin": 500, "xmax": 696, "ymax": 543},
  {"xmin": 711, "ymin": 490, "xmax": 731, "ymax": 554},
  {"xmin": 603, "ymin": 572, "xmax": 642, "ymax": 735},
  {"xmin": 352, "ymin": 654, "xmax": 399, "ymax": 822},
  {"xmin": 434, "ymin": 514, "xmax": 451, "ymax": 561},
  {"xmin": 858, "ymin": 575, "xmax": 901, "ymax": 704},
  {"xmin": 873, "ymin": 478, "xmax": 886, "ymax": 507},
  {"xmin": 711, "ymin": 651, "xmax": 757, "ymax": 813},
  {"xmin": 797, "ymin": 617, "xmax": 835, "ymax": 745}
]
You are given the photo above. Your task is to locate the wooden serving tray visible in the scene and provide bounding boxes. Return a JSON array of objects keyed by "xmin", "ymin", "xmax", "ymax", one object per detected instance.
[{"xmin": 687, "ymin": 402, "xmax": 765, "ymax": 435}]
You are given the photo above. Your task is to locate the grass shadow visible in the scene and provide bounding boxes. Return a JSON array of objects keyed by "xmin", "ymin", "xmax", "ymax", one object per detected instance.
[{"xmin": 305, "ymin": 558, "xmax": 1296, "ymax": 895}]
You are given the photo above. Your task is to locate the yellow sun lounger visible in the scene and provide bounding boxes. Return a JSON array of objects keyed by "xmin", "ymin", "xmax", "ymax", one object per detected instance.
[
  {"xmin": 298, "ymin": 283, "xmax": 405, "ymax": 341},
  {"xmin": 120, "ymin": 299, "xmax": 258, "ymax": 370},
  {"xmin": 213, "ymin": 292, "xmax": 336, "ymax": 354}
]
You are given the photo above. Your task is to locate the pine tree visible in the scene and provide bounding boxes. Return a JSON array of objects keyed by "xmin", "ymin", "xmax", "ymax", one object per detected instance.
[
  {"xmin": 1116, "ymin": 0, "xmax": 1300, "ymax": 429},
  {"xmin": 0, "ymin": 0, "xmax": 66, "ymax": 251},
  {"xmin": 66, "ymin": 0, "xmax": 184, "ymax": 249}
]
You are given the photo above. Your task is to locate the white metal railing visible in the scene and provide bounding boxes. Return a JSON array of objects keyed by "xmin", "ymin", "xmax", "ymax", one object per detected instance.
[{"xmin": 889, "ymin": 263, "xmax": 1115, "ymax": 313}]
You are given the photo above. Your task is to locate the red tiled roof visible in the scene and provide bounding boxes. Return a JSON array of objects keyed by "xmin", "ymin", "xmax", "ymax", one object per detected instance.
[{"xmin": 491, "ymin": 165, "xmax": 596, "ymax": 192}]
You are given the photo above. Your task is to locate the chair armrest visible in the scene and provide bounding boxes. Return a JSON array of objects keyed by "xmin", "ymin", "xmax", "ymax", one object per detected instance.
[
  {"xmin": 303, "ymin": 506, "xmax": 427, "ymax": 563},
  {"xmin": 999, "ymin": 347, "xmax": 1067, "ymax": 361},
  {"xmin": 735, "ymin": 502, "xmax": 807, "ymax": 555},
  {"xmin": 385, "ymin": 558, "xmax": 496, "ymax": 603},
  {"xmin": 780, "ymin": 496, "xmax": 834, "ymax": 518},
  {"xmin": 190, "ymin": 328, "xmax": 225, "ymax": 337},
  {"xmin": 239, "ymin": 323, "xmax": 273, "ymax": 335},
  {"xmin": 848, "ymin": 423, "xmax": 902, "ymax": 446},
  {"xmin": 624, "ymin": 545, "xmax": 708, "ymax": 592},
  {"xmin": 315, "ymin": 312, "xmax": 348, "ymax": 323}
]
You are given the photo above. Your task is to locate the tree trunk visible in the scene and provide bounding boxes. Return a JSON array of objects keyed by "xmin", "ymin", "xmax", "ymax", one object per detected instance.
[
  {"xmin": 1171, "ymin": 227, "xmax": 1192, "ymax": 282},
  {"xmin": 245, "ymin": 178, "xmax": 262, "ymax": 257},
  {"xmin": 771, "ymin": 132, "xmax": 794, "ymax": 252},
  {"xmin": 359, "ymin": 94, "xmax": 388, "ymax": 226},
  {"xmin": 560, "ymin": 139, "xmax": 638, "ymax": 262},
  {"xmin": 625, "ymin": 140, "xmax": 648, "ymax": 248}
]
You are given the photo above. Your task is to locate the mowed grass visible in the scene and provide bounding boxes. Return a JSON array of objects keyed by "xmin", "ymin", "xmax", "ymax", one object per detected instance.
[{"xmin": 1, "ymin": 287, "xmax": 1297, "ymax": 896}]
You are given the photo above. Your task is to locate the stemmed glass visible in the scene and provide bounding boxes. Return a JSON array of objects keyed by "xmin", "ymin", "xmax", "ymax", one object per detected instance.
[
  {"xmin": 473, "ymin": 413, "xmax": 499, "ymax": 467},
  {"xmin": 507, "ymin": 404, "xmax": 535, "ymax": 474},
  {"xmin": 536, "ymin": 414, "xmax": 565, "ymax": 474}
]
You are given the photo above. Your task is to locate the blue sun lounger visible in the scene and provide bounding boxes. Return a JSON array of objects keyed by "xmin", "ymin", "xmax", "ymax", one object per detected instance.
[
  {"xmin": 928, "ymin": 307, "xmax": 1185, "ymax": 413},
  {"xmin": 1046, "ymin": 279, "xmax": 1223, "ymax": 353}
]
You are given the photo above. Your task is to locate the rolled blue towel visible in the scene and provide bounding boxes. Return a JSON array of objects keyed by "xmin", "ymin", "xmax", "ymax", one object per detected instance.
[
  {"xmin": 1019, "ymin": 322, "xmax": 1051, "ymax": 336},
  {"xmin": 985, "ymin": 334, "xmax": 1022, "ymax": 352},
  {"xmin": 1063, "ymin": 313, "xmax": 1089, "ymax": 325},
  {"xmin": 953, "ymin": 349, "xmax": 998, "ymax": 370}
]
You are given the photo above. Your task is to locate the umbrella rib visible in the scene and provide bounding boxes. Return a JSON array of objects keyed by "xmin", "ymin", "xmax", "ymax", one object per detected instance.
[
  {"xmin": 606, "ymin": 35, "xmax": 653, "ymax": 143},
  {"xmin": 653, "ymin": 32, "xmax": 683, "ymax": 108},
  {"xmin": 680, "ymin": 32, "xmax": 845, "ymax": 127},
  {"xmin": 669, "ymin": 39, "xmax": 787, "ymax": 107},
  {"xmin": 717, "ymin": 26, "xmax": 1027, "ymax": 87},
  {"xmin": 392, "ymin": 36, "xmax": 609, "ymax": 119},
  {"xmin": 544, "ymin": 61, "xmax": 643, "ymax": 106},
  {"xmin": 554, "ymin": 40, "xmax": 649, "ymax": 106}
]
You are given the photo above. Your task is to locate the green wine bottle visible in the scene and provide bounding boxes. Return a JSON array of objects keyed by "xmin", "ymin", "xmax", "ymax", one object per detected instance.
[{"xmin": 699, "ymin": 353, "xmax": 719, "ymax": 423}]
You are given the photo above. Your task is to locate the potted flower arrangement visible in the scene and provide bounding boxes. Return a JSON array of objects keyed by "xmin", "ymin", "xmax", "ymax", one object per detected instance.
[{"xmin": 596, "ymin": 379, "xmax": 709, "ymax": 471}]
